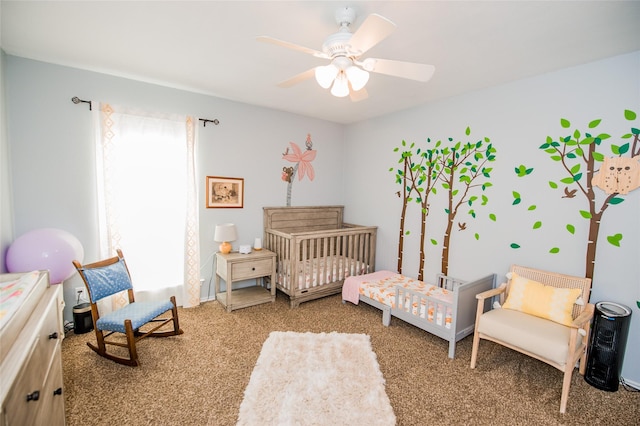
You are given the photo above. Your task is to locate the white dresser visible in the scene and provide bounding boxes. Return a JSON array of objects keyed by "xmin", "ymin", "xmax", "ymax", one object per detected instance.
[{"xmin": 0, "ymin": 271, "xmax": 65, "ymax": 426}]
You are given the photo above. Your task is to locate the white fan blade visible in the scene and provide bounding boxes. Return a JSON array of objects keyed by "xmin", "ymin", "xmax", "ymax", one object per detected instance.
[
  {"xmin": 257, "ymin": 36, "xmax": 327, "ymax": 58},
  {"xmin": 349, "ymin": 86, "xmax": 369, "ymax": 102},
  {"xmin": 348, "ymin": 14, "xmax": 396, "ymax": 55},
  {"xmin": 277, "ymin": 68, "xmax": 317, "ymax": 88},
  {"xmin": 364, "ymin": 58, "xmax": 435, "ymax": 82}
]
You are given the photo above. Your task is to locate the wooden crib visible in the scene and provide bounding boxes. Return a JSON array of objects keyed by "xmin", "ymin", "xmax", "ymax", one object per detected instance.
[{"xmin": 263, "ymin": 206, "xmax": 377, "ymax": 308}]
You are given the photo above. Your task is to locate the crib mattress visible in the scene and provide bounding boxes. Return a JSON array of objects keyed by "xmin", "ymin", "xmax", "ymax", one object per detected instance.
[{"xmin": 346, "ymin": 271, "xmax": 453, "ymax": 328}]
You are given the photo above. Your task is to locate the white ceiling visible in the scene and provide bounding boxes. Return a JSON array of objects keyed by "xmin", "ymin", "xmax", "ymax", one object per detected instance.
[{"xmin": 2, "ymin": 1, "xmax": 639, "ymax": 124}]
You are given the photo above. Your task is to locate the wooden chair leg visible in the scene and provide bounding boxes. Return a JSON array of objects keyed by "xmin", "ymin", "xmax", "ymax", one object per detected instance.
[
  {"xmin": 170, "ymin": 296, "xmax": 183, "ymax": 335},
  {"xmin": 124, "ymin": 319, "xmax": 140, "ymax": 366},
  {"xmin": 470, "ymin": 332, "xmax": 481, "ymax": 368},
  {"xmin": 560, "ymin": 368, "xmax": 573, "ymax": 414}
]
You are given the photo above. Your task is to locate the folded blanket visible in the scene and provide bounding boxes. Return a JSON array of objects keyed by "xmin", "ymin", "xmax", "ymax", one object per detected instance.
[{"xmin": 342, "ymin": 270, "xmax": 397, "ymax": 305}]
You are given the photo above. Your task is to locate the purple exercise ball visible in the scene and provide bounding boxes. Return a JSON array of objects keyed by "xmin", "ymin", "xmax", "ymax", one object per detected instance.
[{"xmin": 6, "ymin": 228, "xmax": 84, "ymax": 284}]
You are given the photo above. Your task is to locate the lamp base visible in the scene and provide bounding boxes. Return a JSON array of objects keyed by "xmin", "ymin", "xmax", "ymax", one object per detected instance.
[{"xmin": 219, "ymin": 241, "xmax": 232, "ymax": 254}]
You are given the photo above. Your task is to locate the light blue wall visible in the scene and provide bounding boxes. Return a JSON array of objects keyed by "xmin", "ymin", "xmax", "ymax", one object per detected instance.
[
  {"xmin": 4, "ymin": 51, "xmax": 639, "ymax": 385},
  {"xmin": 344, "ymin": 51, "xmax": 640, "ymax": 385},
  {"xmin": 0, "ymin": 47, "xmax": 13, "ymax": 272},
  {"xmin": 4, "ymin": 55, "xmax": 345, "ymax": 315}
]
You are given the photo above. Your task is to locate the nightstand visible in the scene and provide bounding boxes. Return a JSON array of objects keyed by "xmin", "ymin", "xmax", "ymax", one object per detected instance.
[{"xmin": 214, "ymin": 249, "xmax": 276, "ymax": 312}]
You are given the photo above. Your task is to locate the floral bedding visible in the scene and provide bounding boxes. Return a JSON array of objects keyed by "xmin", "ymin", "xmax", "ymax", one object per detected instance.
[{"xmin": 358, "ymin": 273, "xmax": 453, "ymax": 328}]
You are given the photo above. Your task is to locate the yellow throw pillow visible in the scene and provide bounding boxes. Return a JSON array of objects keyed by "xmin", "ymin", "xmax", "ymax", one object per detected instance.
[{"xmin": 502, "ymin": 273, "xmax": 582, "ymax": 326}]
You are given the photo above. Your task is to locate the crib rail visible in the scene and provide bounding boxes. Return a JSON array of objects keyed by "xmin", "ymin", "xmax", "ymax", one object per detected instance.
[{"xmin": 394, "ymin": 285, "xmax": 454, "ymax": 326}]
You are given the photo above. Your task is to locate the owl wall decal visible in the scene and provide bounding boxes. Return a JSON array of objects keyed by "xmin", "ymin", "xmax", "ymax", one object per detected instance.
[{"xmin": 592, "ymin": 155, "xmax": 640, "ymax": 195}]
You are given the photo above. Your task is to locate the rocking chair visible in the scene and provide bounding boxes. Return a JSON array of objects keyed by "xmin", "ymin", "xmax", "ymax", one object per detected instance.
[{"xmin": 72, "ymin": 249, "xmax": 183, "ymax": 366}]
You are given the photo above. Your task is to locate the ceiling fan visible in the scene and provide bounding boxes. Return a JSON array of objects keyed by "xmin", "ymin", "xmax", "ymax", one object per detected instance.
[{"xmin": 257, "ymin": 7, "xmax": 435, "ymax": 101}]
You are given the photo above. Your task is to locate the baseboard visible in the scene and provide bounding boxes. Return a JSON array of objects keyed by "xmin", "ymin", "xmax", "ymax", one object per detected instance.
[{"xmin": 621, "ymin": 377, "xmax": 640, "ymax": 391}]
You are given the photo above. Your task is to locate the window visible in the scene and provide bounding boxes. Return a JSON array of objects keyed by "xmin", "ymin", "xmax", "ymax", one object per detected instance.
[{"xmin": 95, "ymin": 104, "xmax": 200, "ymax": 307}]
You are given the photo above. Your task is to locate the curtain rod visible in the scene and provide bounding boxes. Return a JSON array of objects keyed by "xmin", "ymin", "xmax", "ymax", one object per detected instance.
[
  {"xmin": 71, "ymin": 96, "xmax": 92, "ymax": 110},
  {"xmin": 199, "ymin": 118, "xmax": 220, "ymax": 127},
  {"xmin": 71, "ymin": 96, "xmax": 219, "ymax": 126}
]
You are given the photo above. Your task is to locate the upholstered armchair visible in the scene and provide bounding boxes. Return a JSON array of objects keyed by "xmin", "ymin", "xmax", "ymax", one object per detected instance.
[{"xmin": 470, "ymin": 265, "xmax": 594, "ymax": 413}]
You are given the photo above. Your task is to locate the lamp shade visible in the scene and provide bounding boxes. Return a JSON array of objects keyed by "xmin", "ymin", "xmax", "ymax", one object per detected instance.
[
  {"xmin": 214, "ymin": 223, "xmax": 237, "ymax": 254},
  {"xmin": 346, "ymin": 66, "xmax": 369, "ymax": 91},
  {"xmin": 330, "ymin": 73, "xmax": 350, "ymax": 98},
  {"xmin": 315, "ymin": 64, "xmax": 339, "ymax": 89}
]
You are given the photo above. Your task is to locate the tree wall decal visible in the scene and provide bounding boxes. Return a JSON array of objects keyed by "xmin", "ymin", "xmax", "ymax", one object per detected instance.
[
  {"xmin": 391, "ymin": 127, "xmax": 496, "ymax": 278},
  {"xmin": 434, "ymin": 128, "xmax": 496, "ymax": 275},
  {"xmin": 513, "ymin": 109, "xmax": 638, "ymax": 280},
  {"xmin": 391, "ymin": 140, "xmax": 443, "ymax": 280}
]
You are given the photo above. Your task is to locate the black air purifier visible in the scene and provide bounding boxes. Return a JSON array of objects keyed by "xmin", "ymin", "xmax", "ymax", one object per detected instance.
[
  {"xmin": 584, "ymin": 301, "xmax": 632, "ymax": 391},
  {"xmin": 73, "ymin": 303, "xmax": 93, "ymax": 334}
]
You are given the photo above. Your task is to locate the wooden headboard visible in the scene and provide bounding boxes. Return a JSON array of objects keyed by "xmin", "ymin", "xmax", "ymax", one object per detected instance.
[{"xmin": 263, "ymin": 206, "xmax": 344, "ymax": 233}]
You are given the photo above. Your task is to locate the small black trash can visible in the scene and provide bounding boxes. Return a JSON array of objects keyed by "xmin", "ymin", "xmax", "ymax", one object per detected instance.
[
  {"xmin": 73, "ymin": 303, "xmax": 93, "ymax": 334},
  {"xmin": 585, "ymin": 301, "xmax": 632, "ymax": 391}
]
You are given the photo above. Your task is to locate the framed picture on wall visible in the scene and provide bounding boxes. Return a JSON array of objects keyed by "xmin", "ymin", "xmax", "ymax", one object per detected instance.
[{"xmin": 206, "ymin": 176, "xmax": 244, "ymax": 208}]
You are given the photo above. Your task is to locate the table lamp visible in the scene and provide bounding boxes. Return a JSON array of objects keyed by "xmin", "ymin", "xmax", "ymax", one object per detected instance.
[{"xmin": 214, "ymin": 223, "xmax": 237, "ymax": 254}]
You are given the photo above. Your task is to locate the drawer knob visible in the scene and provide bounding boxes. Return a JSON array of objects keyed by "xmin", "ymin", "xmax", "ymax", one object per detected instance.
[
  {"xmin": 53, "ymin": 387, "xmax": 63, "ymax": 396},
  {"xmin": 49, "ymin": 332, "xmax": 59, "ymax": 340},
  {"xmin": 252, "ymin": 267, "xmax": 256, "ymax": 271},
  {"xmin": 26, "ymin": 390, "xmax": 40, "ymax": 402}
]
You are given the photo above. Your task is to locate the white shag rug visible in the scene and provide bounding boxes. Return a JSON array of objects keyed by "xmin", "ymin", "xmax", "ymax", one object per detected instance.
[{"xmin": 237, "ymin": 331, "xmax": 396, "ymax": 426}]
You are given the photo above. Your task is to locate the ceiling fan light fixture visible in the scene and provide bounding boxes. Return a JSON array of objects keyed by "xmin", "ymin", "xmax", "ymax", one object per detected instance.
[
  {"xmin": 330, "ymin": 73, "xmax": 350, "ymax": 97},
  {"xmin": 315, "ymin": 64, "xmax": 339, "ymax": 89},
  {"xmin": 346, "ymin": 65, "xmax": 369, "ymax": 91}
]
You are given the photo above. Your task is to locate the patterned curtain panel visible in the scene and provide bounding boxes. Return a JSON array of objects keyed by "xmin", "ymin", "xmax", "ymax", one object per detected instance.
[{"xmin": 94, "ymin": 103, "xmax": 201, "ymax": 309}]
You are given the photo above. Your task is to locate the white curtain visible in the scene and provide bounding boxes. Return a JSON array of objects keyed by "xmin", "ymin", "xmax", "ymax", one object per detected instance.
[{"xmin": 94, "ymin": 103, "xmax": 201, "ymax": 308}]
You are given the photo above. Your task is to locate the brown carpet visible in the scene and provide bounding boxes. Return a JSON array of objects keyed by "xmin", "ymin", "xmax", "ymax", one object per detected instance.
[{"xmin": 62, "ymin": 292, "xmax": 639, "ymax": 425}]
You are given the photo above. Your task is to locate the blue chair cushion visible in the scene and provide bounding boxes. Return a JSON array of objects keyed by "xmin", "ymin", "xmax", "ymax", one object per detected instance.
[
  {"xmin": 82, "ymin": 259, "xmax": 133, "ymax": 302},
  {"xmin": 96, "ymin": 300, "xmax": 174, "ymax": 333}
]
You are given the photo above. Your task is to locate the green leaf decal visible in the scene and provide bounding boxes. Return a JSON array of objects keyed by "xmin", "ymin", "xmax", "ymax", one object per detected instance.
[
  {"xmin": 510, "ymin": 243, "xmax": 521, "ymax": 249},
  {"xmin": 579, "ymin": 210, "xmax": 592, "ymax": 219},
  {"xmin": 609, "ymin": 197, "xmax": 624, "ymax": 205},
  {"xmin": 489, "ymin": 213, "xmax": 496, "ymax": 221},
  {"xmin": 474, "ymin": 233, "xmax": 480, "ymax": 241},
  {"xmin": 528, "ymin": 205, "xmax": 537, "ymax": 211},
  {"xmin": 549, "ymin": 247, "xmax": 560, "ymax": 254},
  {"xmin": 566, "ymin": 224, "xmax": 575, "ymax": 234},
  {"xmin": 549, "ymin": 181, "xmax": 558, "ymax": 189},
  {"xmin": 588, "ymin": 119, "xmax": 601, "ymax": 128},
  {"xmin": 533, "ymin": 221, "xmax": 542, "ymax": 229},
  {"xmin": 560, "ymin": 118, "xmax": 570, "ymax": 128},
  {"xmin": 607, "ymin": 234, "xmax": 622, "ymax": 247},
  {"xmin": 624, "ymin": 109, "xmax": 637, "ymax": 120},
  {"xmin": 430, "ymin": 239, "xmax": 438, "ymax": 245}
]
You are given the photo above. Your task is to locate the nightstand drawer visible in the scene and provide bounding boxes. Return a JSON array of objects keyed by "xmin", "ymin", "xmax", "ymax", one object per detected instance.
[{"xmin": 231, "ymin": 258, "xmax": 273, "ymax": 280}]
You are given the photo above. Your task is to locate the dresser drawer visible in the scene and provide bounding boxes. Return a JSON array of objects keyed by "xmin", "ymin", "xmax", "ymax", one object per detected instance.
[
  {"xmin": 38, "ymin": 350, "xmax": 65, "ymax": 426},
  {"xmin": 3, "ymin": 340, "xmax": 44, "ymax": 426},
  {"xmin": 231, "ymin": 258, "xmax": 273, "ymax": 280}
]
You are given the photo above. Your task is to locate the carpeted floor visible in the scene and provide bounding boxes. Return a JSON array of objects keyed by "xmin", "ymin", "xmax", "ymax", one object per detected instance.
[{"xmin": 62, "ymin": 292, "xmax": 639, "ymax": 425}]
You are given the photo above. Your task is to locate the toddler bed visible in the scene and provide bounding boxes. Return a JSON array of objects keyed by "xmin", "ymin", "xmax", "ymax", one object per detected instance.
[
  {"xmin": 264, "ymin": 206, "xmax": 377, "ymax": 308},
  {"xmin": 342, "ymin": 270, "xmax": 496, "ymax": 358}
]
